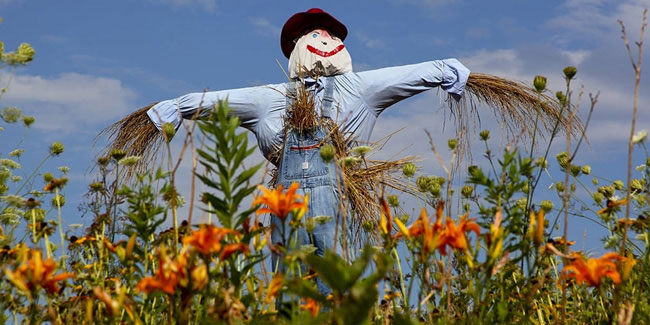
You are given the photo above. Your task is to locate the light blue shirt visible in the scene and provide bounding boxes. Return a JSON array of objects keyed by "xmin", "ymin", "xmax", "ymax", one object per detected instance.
[{"xmin": 147, "ymin": 59, "xmax": 470, "ymax": 162}]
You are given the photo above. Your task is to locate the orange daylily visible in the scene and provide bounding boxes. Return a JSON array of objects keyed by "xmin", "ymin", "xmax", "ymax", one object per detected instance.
[
  {"xmin": 300, "ymin": 298, "xmax": 320, "ymax": 317},
  {"xmin": 4, "ymin": 247, "xmax": 75, "ymax": 296},
  {"xmin": 561, "ymin": 252, "xmax": 628, "ymax": 287},
  {"xmin": 183, "ymin": 225, "xmax": 241, "ymax": 256},
  {"xmin": 136, "ymin": 250, "xmax": 184, "ymax": 295},
  {"xmin": 265, "ymin": 273, "xmax": 284, "ymax": 304},
  {"xmin": 219, "ymin": 243, "xmax": 250, "ymax": 260},
  {"xmin": 252, "ymin": 182, "xmax": 309, "ymax": 220},
  {"xmin": 437, "ymin": 213, "xmax": 481, "ymax": 255},
  {"xmin": 404, "ymin": 202, "xmax": 480, "ymax": 257}
]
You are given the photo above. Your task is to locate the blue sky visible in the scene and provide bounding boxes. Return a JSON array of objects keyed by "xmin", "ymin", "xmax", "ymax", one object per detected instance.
[{"xmin": 1, "ymin": 0, "xmax": 649, "ymax": 252}]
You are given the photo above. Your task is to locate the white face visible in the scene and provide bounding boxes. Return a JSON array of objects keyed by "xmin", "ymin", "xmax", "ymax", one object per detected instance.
[{"xmin": 288, "ymin": 29, "xmax": 352, "ymax": 79}]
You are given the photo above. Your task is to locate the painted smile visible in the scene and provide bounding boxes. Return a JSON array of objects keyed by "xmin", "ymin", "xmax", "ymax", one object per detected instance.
[{"xmin": 306, "ymin": 44, "xmax": 345, "ymax": 57}]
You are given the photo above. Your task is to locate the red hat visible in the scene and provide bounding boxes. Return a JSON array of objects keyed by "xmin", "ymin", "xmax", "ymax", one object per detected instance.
[{"xmin": 281, "ymin": 8, "xmax": 348, "ymax": 59}]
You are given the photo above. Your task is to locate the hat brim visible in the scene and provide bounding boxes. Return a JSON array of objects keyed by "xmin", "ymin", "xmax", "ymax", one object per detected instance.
[{"xmin": 281, "ymin": 10, "xmax": 348, "ymax": 59}]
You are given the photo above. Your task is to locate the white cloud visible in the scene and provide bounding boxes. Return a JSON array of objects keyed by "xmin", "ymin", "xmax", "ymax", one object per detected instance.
[
  {"xmin": 249, "ymin": 17, "xmax": 281, "ymax": 38},
  {"xmin": 148, "ymin": 0, "xmax": 216, "ymax": 11},
  {"xmin": 3, "ymin": 73, "xmax": 136, "ymax": 132},
  {"xmin": 355, "ymin": 32, "xmax": 386, "ymax": 49}
]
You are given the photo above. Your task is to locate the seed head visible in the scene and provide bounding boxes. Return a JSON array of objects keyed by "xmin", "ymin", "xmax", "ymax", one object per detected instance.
[
  {"xmin": 563, "ymin": 66, "xmax": 577, "ymax": 80},
  {"xmin": 50, "ymin": 142, "xmax": 64, "ymax": 156},
  {"xmin": 461, "ymin": 185, "xmax": 473, "ymax": 198},
  {"xmin": 402, "ymin": 162, "xmax": 416, "ymax": 178},
  {"xmin": 110, "ymin": 149, "xmax": 126, "ymax": 161},
  {"xmin": 479, "ymin": 130, "xmax": 490, "ymax": 141},
  {"xmin": 533, "ymin": 75, "xmax": 547, "ymax": 92},
  {"xmin": 447, "ymin": 138, "xmax": 457, "ymax": 151},
  {"xmin": 22, "ymin": 116, "xmax": 35, "ymax": 127},
  {"xmin": 319, "ymin": 144, "xmax": 335, "ymax": 163},
  {"xmin": 387, "ymin": 195, "xmax": 400, "ymax": 207},
  {"xmin": 162, "ymin": 122, "xmax": 176, "ymax": 142},
  {"xmin": 540, "ymin": 200, "xmax": 554, "ymax": 212},
  {"xmin": 613, "ymin": 180, "xmax": 624, "ymax": 191}
]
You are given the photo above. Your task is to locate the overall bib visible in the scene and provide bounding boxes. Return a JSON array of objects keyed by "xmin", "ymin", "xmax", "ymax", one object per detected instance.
[{"xmin": 271, "ymin": 79, "xmax": 341, "ymax": 295}]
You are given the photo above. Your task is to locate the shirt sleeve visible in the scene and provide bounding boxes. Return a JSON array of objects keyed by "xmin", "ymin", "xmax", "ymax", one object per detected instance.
[
  {"xmin": 357, "ymin": 59, "xmax": 470, "ymax": 115},
  {"xmin": 146, "ymin": 84, "xmax": 285, "ymax": 131}
]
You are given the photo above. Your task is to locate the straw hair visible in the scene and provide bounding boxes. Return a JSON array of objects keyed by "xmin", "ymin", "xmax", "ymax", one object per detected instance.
[
  {"xmin": 447, "ymin": 73, "xmax": 582, "ymax": 158},
  {"xmin": 96, "ymin": 103, "xmax": 164, "ymax": 175}
]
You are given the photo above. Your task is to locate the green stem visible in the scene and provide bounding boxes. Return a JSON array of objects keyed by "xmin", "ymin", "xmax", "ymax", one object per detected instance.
[
  {"xmin": 392, "ymin": 247, "xmax": 409, "ymax": 308},
  {"xmin": 55, "ymin": 187, "xmax": 66, "ymax": 261}
]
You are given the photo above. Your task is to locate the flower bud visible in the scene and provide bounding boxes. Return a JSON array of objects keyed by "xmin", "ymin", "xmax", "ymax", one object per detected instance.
[
  {"xmin": 613, "ymin": 180, "xmax": 624, "ymax": 191},
  {"xmin": 402, "ymin": 162, "xmax": 416, "ymax": 178},
  {"xmin": 118, "ymin": 156, "xmax": 142, "ymax": 167},
  {"xmin": 540, "ymin": 200, "xmax": 554, "ymax": 212},
  {"xmin": 461, "ymin": 185, "xmax": 473, "ymax": 198},
  {"xmin": 339, "ymin": 156, "xmax": 360, "ymax": 168},
  {"xmin": 535, "ymin": 157, "xmax": 548, "ymax": 169},
  {"xmin": 556, "ymin": 91, "xmax": 567, "ymax": 106},
  {"xmin": 516, "ymin": 197, "xmax": 528, "ymax": 210},
  {"xmin": 89, "ymin": 182, "xmax": 104, "ymax": 192},
  {"xmin": 593, "ymin": 192, "xmax": 604, "ymax": 204},
  {"xmin": 533, "ymin": 75, "xmax": 547, "ymax": 92},
  {"xmin": 563, "ymin": 66, "xmax": 577, "ymax": 80},
  {"xmin": 351, "ymin": 145, "xmax": 372, "ymax": 157},
  {"xmin": 162, "ymin": 122, "xmax": 176, "ymax": 142},
  {"xmin": 43, "ymin": 172, "xmax": 54, "ymax": 182},
  {"xmin": 598, "ymin": 185, "xmax": 615, "ymax": 198},
  {"xmin": 387, "ymin": 195, "xmax": 399, "ymax": 207},
  {"xmin": 447, "ymin": 139, "xmax": 457, "ymax": 151},
  {"xmin": 555, "ymin": 181, "xmax": 565, "ymax": 193},
  {"xmin": 50, "ymin": 142, "xmax": 64, "ymax": 156},
  {"xmin": 97, "ymin": 156, "xmax": 110, "ymax": 166},
  {"xmin": 17, "ymin": 43, "xmax": 35, "ymax": 63},
  {"xmin": 429, "ymin": 183, "xmax": 441, "ymax": 198},
  {"xmin": 110, "ymin": 149, "xmax": 126, "ymax": 161},
  {"xmin": 431, "ymin": 176, "xmax": 446, "ymax": 186},
  {"xmin": 631, "ymin": 179, "xmax": 645, "ymax": 193},
  {"xmin": 320, "ymin": 144, "xmax": 335, "ymax": 163},
  {"xmin": 51, "ymin": 194, "xmax": 65, "ymax": 207},
  {"xmin": 581, "ymin": 165, "xmax": 591, "ymax": 175},
  {"xmin": 556, "ymin": 151, "xmax": 569, "ymax": 169},
  {"xmin": 416, "ymin": 176, "xmax": 430, "ymax": 192},
  {"xmin": 570, "ymin": 165, "xmax": 581, "ymax": 177},
  {"xmin": 22, "ymin": 116, "xmax": 35, "ymax": 127},
  {"xmin": 592, "ymin": 178, "xmax": 599, "ymax": 186},
  {"xmin": 479, "ymin": 130, "xmax": 490, "ymax": 141},
  {"xmin": 522, "ymin": 182, "xmax": 529, "ymax": 194}
]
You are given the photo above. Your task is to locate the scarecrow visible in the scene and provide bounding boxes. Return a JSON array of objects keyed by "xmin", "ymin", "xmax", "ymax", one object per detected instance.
[{"xmin": 102, "ymin": 8, "xmax": 573, "ymax": 291}]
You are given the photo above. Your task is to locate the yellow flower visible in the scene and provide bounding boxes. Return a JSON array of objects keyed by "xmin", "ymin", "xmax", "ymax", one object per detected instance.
[{"xmin": 253, "ymin": 182, "xmax": 309, "ymax": 220}]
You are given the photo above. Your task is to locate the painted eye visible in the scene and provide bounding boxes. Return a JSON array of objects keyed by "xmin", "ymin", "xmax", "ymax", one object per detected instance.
[{"xmin": 312, "ymin": 33, "xmax": 318, "ymax": 38}]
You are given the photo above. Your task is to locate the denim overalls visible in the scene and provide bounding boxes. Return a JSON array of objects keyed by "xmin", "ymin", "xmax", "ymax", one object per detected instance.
[{"xmin": 271, "ymin": 80, "xmax": 341, "ymax": 294}]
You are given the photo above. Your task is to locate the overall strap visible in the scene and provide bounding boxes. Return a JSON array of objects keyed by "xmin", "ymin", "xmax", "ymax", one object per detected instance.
[{"xmin": 321, "ymin": 76, "xmax": 335, "ymax": 119}]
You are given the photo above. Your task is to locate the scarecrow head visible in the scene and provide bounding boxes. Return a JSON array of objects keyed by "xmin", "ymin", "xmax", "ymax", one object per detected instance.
[{"xmin": 281, "ymin": 8, "xmax": 352, "ymax": 79}]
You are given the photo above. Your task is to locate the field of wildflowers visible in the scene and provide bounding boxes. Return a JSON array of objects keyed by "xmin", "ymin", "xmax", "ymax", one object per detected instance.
[{"xmin": 1, "ymin": 14, "xmax": 649, "ymax": 325}]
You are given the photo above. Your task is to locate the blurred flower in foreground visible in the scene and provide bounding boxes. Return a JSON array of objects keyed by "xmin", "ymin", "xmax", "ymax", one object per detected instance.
[
  {"xmin": 253, "ymin": 182, "xmax": 309, "ymax": 220},
  {"xmin": 632, "ymin": 130, "xmax": 647, "ymax": 144},
  {"xmin": 300, "ymin": 298, "xmax": 320, "ymax": 317},
  {"xmin": 136, "ymin": 249, "xmax": 183, "ymax": 295},
  {"xmin": 561, "ymin": 252, "xmax": 628, "ymax": 287},
  {"xmin": 183, "ymin": 225, "xmax": 248, "ymax": 259},
  {"xmin": 4, "ymin": 247, "xmax": 75, "ymax": 297},
  {"xmin": 597, "ymin": 198, "xmax": 627, "ymax": 215}
]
